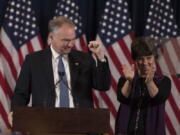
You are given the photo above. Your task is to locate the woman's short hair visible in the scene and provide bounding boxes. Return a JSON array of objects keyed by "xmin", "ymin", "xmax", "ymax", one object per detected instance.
[
  {"xmin": 48, "ymin": 16, "xmax": 75, "ymax": 33},
  {"xmin": 131, "ymin": 37, "xmax": 158, "ymax": 60}
]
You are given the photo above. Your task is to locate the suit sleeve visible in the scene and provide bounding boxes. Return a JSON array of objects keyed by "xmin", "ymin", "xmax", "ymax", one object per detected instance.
[
  {"xmin": 11, "ymin": 55, "xmax": 31, "ymax": 110},
  {"xmin": 92, "ymin": 56, "xmax": 111, "ymax": 91}
]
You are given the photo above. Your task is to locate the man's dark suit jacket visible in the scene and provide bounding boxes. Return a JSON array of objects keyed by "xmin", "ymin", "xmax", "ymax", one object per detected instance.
[{"xmin": 12, "ymin": 47, "xmax": 111, "ymax": 109}]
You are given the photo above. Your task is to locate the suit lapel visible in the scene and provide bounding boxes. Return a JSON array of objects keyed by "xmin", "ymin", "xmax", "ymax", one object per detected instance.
[
  {"xmin": 68, "ymin": 51, "xmax": 81, "ymax": 92},
  {"xmin": 42, "ymin": 48, "xmax": 54, "ymax": 91}
]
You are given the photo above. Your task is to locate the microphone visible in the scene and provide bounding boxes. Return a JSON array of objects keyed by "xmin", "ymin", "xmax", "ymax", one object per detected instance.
[
  {"xmin": 54, "ymin": 71, "xmax": 65, "ymax": 88},
  {"xmin": 58, "ymin": 71, "xmax": 65, "ymax": 77},
  {"xmin": 56, "ymin": 71, "xmax": 78, "ymax": 107},
  {"xmin": 56, "ymin": 71, "xmax": 72, "ymax": 95}
]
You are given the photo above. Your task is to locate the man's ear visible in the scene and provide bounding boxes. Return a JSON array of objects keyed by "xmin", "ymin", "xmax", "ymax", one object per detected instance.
[{"xmin": 47, "ymin": 33, "xmax": 53, "ymax": 45}]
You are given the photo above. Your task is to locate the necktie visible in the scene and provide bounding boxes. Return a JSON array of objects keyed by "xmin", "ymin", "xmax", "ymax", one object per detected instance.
[{"xmin": 58, "ymin": 55, "xmax": 69, "ymax": 107}]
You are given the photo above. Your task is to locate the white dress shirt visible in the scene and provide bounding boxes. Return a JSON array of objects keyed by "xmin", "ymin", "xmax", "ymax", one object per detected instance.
[{"xmin": 50, "ymin": 46, "xmax": 74, "ymax": 108}]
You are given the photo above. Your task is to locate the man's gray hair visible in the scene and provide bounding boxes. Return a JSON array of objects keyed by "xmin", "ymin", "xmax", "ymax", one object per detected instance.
[{"xmin": 48, "ymin": 16, "xmax": 75, "ymax": 33}]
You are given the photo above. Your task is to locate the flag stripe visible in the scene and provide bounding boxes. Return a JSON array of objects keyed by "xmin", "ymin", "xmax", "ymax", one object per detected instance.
[
  {"xmin": 96, "ymin": 33, "xmax": 133, "ymax": 132},
  {"xmin": 165, "ymin": 113, "xmax": 176, "ymax": 135},
  {"xmin": 166, "ymin": 101, "xmax": 179, "ymax": 134},
  {"xmin": 170, "ymin": 77, "xmax": 180, "ymax": 105},
  {"xmin": 0, "ymin": 115, "xmax": 7, "ymax": 132},
  {"xmin": 158, "ymin": 62, "xmax": 180, "ymax": 134},
  {"xmin": 160, "ymin": 68, "xmax": 180, "ymax": 134},
  {"xmin": 164, "ymin": 39, "xmax": 180, "ymax": 73},
  {"xmin": 0, "ymin": 58, "xmax": 16, "ymax": 91},
  {"xmin": 170, "ymin": 38, "xmax": 180, "ymax": 61},
  {"xmin": 107, "ymin": 47, "xmax": 123, "ymax": 75},
  {"xmin": 109, "ymin": 113, "xmax": 116, "ymax": 134},
  {"xmin": 18, "ymin": 49, "xmax": 25, "ymax": 67},
  {"xmin": 166, "ymin": 40, "xmax": 180, "ymax": 73},
  {"xmin": 168, "ymin": 94, "xmax": 180, "ymax": 122},
  {"xmin": 158, "ymin": 59, "xmax": 180, "ymax": 105},
  {"xmin": 97, "ymin": 36, "xmax": 121, "ymax": 81},
  {"xmin": 93, "ymin": 91, "xmax": 116, "ymax": 133},
  {"xmin": 0, "ymin": 72, "xmax": 13, "ymax": 98},
  {"xmin": 160, "ymin": 47, "xmax": 176, "ymax": 74},
  {"xmin": 0, "ymin": 102, "xmax": 10, "ymax": 128},
  {"xmin": 92, "ymin": 92, "xmax": 100, "ymax": 108},
  {"xmin": 118, "ymin": 39, "xmax": 133, "ymax": 64},
  {"xmin": 74, "ymin": 35, "xmax": 87, "ymax": 51},
  {"xmin": 0, "ymin": 86, "xmax": 10, "ymax": 113},
  {"xmin": 27, "ymin": 41, "xmax": 34, "ymax": 54},
  {"xmin": 0, "ymin": 41, "xmax": 18, "ymax": 80},
  {"xmin": 171, "ymin": 75, "xmax": 180, "ymax": 93},
  {"xmin": 1, "ymin": 28, "xmax": 21, "ymax": 71},
  {"xmin": 95, "ymin": 92, "xmax": 116, "ymax": 134},
  {"xmin": 100, "ymin": 92, "xmax": 117, "ymax": 117},
  {"xmin": 111, "ymin": 77, "xmax": 118, "ymax": 93},
  {"xmin": 79, "ymin": 35, "xmax": 88, "ymax": 53},
  {"xmin": 112, "ymin": 42, "xmax": 130, "ymax": 67},
  {"xmin": 158, "ymin": 52, "xmax": 171, "ymax": 76},
  {"xmin": 31, "ymin": 35, "xmax": 44, "ymax": 50},
  {"xmin": 19, "ymin": 43, "xmax": 29, "ymax": 60},
  {"xmin": 123, "ymin": 33, "xmax": 134, "ymax": 50},
  {"xmin": 165, "ymin": 126, "xmax": 170, "ymax": 135},
  {"xmin": 105, "ymin": 88, "xmax": 120, "ymax": 111},
  {"xmin": 74, "ymin": 39, "xmax": 82, "ymax": 50},
  {"xmin": 144, "ymin": 0, "xmax": 180, "ymax": 133},
  {"xmin": 0, "ymin": 0, "xmax": 44, "ymax": 132}
]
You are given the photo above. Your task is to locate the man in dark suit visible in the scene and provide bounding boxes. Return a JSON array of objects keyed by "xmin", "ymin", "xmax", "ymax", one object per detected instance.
[{"xmin": 11, "ymin": 16, "xmax": 110, "ymax": 110}]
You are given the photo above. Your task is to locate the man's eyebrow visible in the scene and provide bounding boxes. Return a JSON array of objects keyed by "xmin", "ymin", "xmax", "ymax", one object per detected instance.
[{"xmin": 61, "ymin": 38, "xmax": 76, "ymax": 41}]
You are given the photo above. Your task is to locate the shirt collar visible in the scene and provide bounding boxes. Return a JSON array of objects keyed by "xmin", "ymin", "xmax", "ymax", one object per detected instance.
[{"xmin": 50, "ymin": 45, "xmax": 68, "ymax": 60}]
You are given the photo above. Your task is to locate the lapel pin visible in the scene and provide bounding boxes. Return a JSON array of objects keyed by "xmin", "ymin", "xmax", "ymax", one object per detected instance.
[{"xmin": 75, "ymin": 62, "xmax": 79, "ymax": 66}]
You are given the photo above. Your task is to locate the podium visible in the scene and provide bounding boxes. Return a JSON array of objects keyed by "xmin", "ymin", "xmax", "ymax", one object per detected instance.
[{"xmin": 12, "ymin": 107, "xmax": 110, "ymax": 135}]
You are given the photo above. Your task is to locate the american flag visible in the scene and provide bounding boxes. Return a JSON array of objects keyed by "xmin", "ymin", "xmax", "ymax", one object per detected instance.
[
  {"xmin": 54, "ymin": 0, "xmax": 88, "ymax": 52},
  {"xmin": 94, "ymin": 0, "xmax": 134, "ymax": 134},
  {"xmin": 0, "ymin": 0, "xmax": 43, "ymax": 133},
  {"xmin": 144, "ymin": 0, "xmax": 180, "ymax": 135}
]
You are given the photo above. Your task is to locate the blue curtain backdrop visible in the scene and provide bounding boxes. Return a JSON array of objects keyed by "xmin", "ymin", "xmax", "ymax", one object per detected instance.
[{"xmin": 1, "ymin": 0, "xmax": 180, "ymax": 44}]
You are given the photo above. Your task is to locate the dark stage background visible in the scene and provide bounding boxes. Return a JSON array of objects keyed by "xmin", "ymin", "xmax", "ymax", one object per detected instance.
[{"xmin": 1, "ymin": 0, "xmax": 180, "ymax": 44}]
